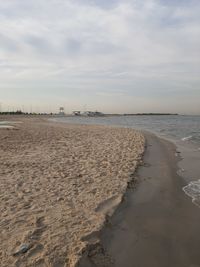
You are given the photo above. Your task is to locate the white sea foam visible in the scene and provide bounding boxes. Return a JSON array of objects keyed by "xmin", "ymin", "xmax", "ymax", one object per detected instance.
[
  {"xmin": 181, "ymin": 135, "xmax": 193, "ymax": 141},
  {"xmin": 183, "ymin": 179, "xmax": 200, "ymax": 207}
]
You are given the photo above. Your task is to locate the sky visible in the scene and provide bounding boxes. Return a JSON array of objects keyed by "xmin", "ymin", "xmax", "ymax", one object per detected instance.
[{"xmin": 0, "ymin": 0, "xmax": 200, "ymax": 114}]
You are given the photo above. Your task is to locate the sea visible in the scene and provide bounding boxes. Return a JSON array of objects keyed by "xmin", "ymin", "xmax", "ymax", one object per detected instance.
[{"xmin": 52, "ymin": 115, "xmax": 200, "ymax": 207}]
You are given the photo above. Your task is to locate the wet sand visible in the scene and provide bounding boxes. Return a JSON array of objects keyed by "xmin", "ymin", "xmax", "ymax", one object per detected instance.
[
  {"xmin": 80, "ymin": 132, "xmax": 200, "ymax": 267},
  {"xmin": 0, "ymin": 117, "xmax": 144, "ymax": 267}
]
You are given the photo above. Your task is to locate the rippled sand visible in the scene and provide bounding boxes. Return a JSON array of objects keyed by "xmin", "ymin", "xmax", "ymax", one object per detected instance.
[{"xmin": 0, "ymin": 117, "xmax": 144, "ymax": 267}]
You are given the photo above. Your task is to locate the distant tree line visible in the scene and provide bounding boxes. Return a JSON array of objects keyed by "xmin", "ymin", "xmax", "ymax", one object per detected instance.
[
  {"xmin": 0, "ymin": 110, "xmax": 23, "ymax": 115},
  {"xmin": 0, "ymin": 110, "xmax": 55, "ymax": 115}
]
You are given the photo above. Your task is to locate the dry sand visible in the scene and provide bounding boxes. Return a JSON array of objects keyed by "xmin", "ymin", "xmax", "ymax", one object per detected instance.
[{"xmin": 0, "ymin": 117, "xmax": 144, "ymax": 267}]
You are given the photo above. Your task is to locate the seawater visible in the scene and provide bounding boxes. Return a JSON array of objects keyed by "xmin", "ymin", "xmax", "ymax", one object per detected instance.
[{"xmin": 51, "ymin": 115, "xmax": 200, "ymax": 207}]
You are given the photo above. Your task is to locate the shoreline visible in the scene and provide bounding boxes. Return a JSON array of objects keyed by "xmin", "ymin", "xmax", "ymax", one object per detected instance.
[
  {"xmin": 56, "ymin": 114, "xmax": 200, "ymax": 207},
  {"xmin": 78, "ymin": 132, "xmax": 200, "ymax": 267}
]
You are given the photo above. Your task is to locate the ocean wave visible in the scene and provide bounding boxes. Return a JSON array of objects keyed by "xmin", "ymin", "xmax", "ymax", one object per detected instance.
[
  {"xmin": 181, "ymin": 135, "xmax": 193, "ymax": 141},
  {"xmin": 183, "ymin": 179, "xmax": 200, "ymax": 208}
]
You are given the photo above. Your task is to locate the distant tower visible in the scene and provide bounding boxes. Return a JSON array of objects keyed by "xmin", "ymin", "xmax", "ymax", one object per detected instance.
[{"xmin": 59, "ymin": 107, "xmax": 65, "ymax": 115}]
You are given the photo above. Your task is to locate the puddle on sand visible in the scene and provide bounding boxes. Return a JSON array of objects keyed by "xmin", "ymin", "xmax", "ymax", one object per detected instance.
[
  {"xmin": 0, "ymin": 120, "xmax": 23, "ymax": 129},
  {"xmin": 0, "ymin": 121, "xmax": 22, "ymax": 124},
  {"xmin": 0, "ymin": 125, "xmax": 15, "ymax": 129}
]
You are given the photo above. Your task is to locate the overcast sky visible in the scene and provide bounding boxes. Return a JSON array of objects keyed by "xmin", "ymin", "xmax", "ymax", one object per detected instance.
[{"xmin": 0, "ymin": 0, "xmax": 199, "ymax": 114}]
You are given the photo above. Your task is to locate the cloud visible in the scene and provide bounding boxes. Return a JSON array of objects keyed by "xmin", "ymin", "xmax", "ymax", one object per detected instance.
[
  {"xmin": 0, "ymin": 33, "xmax": 19, "ymax": 52},
  {"xmin": 0, "ymin": 0, "xmax": 199, "ymax": 113},
  {"xmin": 76, "ymin": 0, "xmax": 120, "ymax": 9}
]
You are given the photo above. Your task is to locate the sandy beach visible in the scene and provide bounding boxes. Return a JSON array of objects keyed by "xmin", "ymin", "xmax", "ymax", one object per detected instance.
[{"xmin": 0, "ymin": 117, "xmax": 144, "ymax": 267}]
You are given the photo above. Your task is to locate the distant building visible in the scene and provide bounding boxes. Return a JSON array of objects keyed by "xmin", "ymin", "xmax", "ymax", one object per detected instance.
[
  {"xmin": 72, "ymin": 111, "xmax": 81, "ymax": 116},
  {"xmin": 72, "ymin": 110, "xmax": 104, "ymax": 116},
  {"xmin": 83, "ymin": 111, "xmax": 104, "ymax": 117}
]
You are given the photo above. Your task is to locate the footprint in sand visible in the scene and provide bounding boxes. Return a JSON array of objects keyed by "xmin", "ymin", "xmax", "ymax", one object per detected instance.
[
  {"xmin": 27, "ymin": 243, "xmax": 44, "ymax": 258},
  {"xmin": 30, "ymin": 216, "xmax": 47, "ymax": 241}
]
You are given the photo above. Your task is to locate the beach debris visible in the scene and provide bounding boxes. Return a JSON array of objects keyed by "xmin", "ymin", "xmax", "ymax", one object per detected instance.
[
  {"xmin": 175, "ymin": 152, "xmax": 181, "ymax": 157},
  {"xmin": 13, "ymin": 243, "xmax": 32, "ymax": 256},
  {"xmin": 56, "ymin": 196, "xmax": 64, "ymax": 201}
]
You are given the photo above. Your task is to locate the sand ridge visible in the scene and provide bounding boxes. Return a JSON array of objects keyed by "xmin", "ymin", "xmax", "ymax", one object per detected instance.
[{"xmin": 0, "ymin": 117, "xmax": 144, "ymax": 267}]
